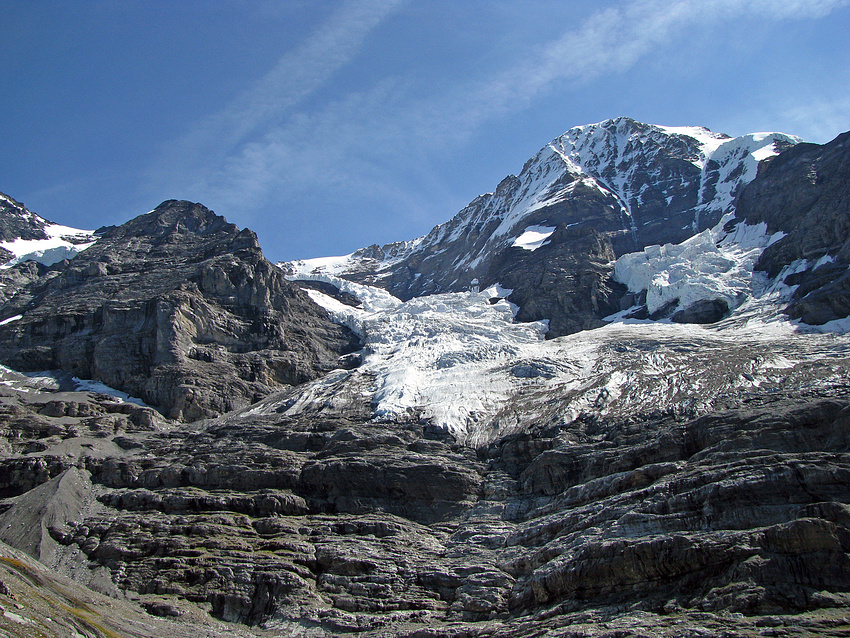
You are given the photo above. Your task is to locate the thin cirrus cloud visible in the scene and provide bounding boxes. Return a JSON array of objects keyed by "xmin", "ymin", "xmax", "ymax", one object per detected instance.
[
  {"xmin": 151, "ymin": 0, "xmax": 408, "ymax": 196},
  {"xmin": 480, "ymin": 0, "xmax": 850, "ymax": 118},
  {"xmin": 155, "ymin": 0, "xmax": 849, "ymax": 233}
]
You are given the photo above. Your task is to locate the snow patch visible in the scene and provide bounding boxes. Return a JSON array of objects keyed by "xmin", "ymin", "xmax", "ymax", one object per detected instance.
[
  {"xmin": 657, "ymin": 125, "xmax": 730, "ymax": 160},
  {"xmin": 814, "ymin": 254, "xmax": 836, "ymax": 269},
  {"xmin": 288, "ymin": 254, "xmax": 355, "ymax": 277},
  {"xmin": 482, "ymin": 283, "xmax": 513, "ymax": 298},
  {"xmin": 0, "ymin": 364, "xmax": 148, "ymax": 406},
  {"xmin": 512, "ymin": 225, "xmax": 556, "ymax": 251},
  {"xmin": 1, "ymin": 223, "xmax": 96, "ymax": 267},
  {"xmin": 71, "ymin": 377, "xmax": 147, "ymax": 406},
  {"xmin": 288, "ymin": 271, "xmax": 401, "ymax": 313}
]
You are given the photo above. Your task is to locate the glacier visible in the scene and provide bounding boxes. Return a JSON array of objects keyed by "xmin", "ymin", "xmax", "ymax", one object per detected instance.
[
  {"xmin": 611, "ymin": 213, "xmax": 787, "ymax": 317},
  {"xmin": 275, "ymin": 118, "xmax": 844, "ymax": 446},
  {"xmin": 280, "ymin": 262, "xmax": 850, "ymax": 447}
]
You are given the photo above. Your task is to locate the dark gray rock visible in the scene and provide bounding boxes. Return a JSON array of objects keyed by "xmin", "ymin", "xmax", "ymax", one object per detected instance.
[
  {"xmin": 0, "ymin": 260, "xmax": 47, "ymax": 305},
  {"xmin": 738, "ymin": 131, "xmax": 850, "ymax": 324},
  {"xmin": 0, "ymin": 200, "xmax": 360, "ymax": 420},
  {"xmin": 0, "ymin": 191, "xmax": 51, "ymax": 242},
  {"xmin": 671, "ymin": 298, "xmax": 729, "ymax": 324},
  {"xmin": 0, "ymin": 323, "xmax": 848, "ymax": 636},
  {"xmin": 492, "ymin": 226, "xmax": 626, "ymax": 336}
]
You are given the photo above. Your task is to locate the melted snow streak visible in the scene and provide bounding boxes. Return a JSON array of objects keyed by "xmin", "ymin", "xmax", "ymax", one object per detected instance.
[{"xmin": 280, "ymin": 267, "xmax": 850, "ymax": 447}]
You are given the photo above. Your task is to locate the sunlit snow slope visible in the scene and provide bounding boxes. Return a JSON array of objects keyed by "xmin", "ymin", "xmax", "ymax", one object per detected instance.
[{"xmin": 0, "ymin": 192, "xmax": 95, "ymax": 266}]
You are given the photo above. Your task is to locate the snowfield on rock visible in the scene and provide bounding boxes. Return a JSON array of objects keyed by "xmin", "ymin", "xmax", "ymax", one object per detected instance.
[
  {"xmin": 0, "ymin": 222, "xmax": 96, "ymax": 267},
  {"xmin": 283, "ymin": 120, "xmax": 801, "ymax": 289},
  {"xmin": 281, "ymin": 260, "xmax": 850, "ymax": 447}
]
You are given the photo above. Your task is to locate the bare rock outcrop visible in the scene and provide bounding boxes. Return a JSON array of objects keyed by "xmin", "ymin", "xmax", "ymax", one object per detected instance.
[
  {"xmin": 3, "ymin": 364, "xmax": 847, "ymax": 636},
  {"xmin": 491, "ymin": 225, "xmax": 626, "ymax": 336},
  {"xmin": 738, "ymin": 131, "xmax": 850, "ymax": 324},
  {"xmin": 0, "ymin": 200, "xmax": 359, "ymax": 420}
]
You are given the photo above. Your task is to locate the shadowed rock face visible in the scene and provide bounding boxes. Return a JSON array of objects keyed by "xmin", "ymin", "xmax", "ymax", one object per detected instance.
[
  {"xmin": 738, "ymin": 131, "xmax": 850, "ymax": 324},
  {"xmin": 491, "ymin": 226, "xmax": 626, "ymax": 336},
  {"xmin": 0, "ymin": 200, "xmax": 360, "ymax": 420}
]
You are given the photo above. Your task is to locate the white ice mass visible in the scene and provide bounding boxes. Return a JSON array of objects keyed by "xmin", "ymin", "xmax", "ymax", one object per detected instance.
[
  {"xmin": 612, "ymin": 214, "xmax": 787, "ymax": 316},
  {"xmin": 277, "ymin": 256, "xmax": 850, "ymax": 447}
]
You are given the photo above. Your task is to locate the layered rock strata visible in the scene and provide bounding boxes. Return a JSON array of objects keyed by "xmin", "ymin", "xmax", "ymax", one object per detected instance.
[
  {"xmin": 1, "ymin": 346, "xmax": 848, "ymax": 636},
  {"xmin": 0, "ymin": 201, "xmax": 359, "ymax": 420}
]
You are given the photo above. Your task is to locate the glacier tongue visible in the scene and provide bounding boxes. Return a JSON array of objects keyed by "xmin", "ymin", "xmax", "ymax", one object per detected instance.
[
  {"xmin": 280, "ymin": 267, "xmax": 850, "ymax": 447},
  {"xmin": 296, "ymin": 275, "xmax": 549, "ymax": 443}
]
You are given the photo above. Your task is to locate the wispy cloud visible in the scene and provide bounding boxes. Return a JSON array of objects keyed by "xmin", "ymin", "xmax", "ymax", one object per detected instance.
[
  {"xmin": 150, "ymin": 0, "xmax": 407, "ymax": 196},
  {"xmin": 473, "ymin": 0, "xmax": 850, "ymax": 119},
  {"xmin": 149, "ymin": 0, "xmax": 849, "ymax": 255},
  {"xmin": 727, "ymin": 93, "xmax": 850, "ymax": 144}
]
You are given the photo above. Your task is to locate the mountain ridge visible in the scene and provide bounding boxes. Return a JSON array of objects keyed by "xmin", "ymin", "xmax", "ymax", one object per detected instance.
[
  {"xmin": 0, "ymin": 199, "xmax": 359, "ymax": 421},
  {"xmin": 0, "ymin": 117, "xmax": 849, "ymax": 637},
  {"xmin": 285, "ymin": 116, "xmax": 800, "ymax": 336}
]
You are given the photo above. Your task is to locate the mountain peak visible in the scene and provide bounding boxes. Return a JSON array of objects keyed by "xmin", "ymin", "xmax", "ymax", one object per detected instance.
[
  {"xmin": 99, "ymin": 199, "xmax": 238, "ymax": 241},
  {"xmin": 287, "ymin": 119, "xmax": 800, "ymax": 331}
]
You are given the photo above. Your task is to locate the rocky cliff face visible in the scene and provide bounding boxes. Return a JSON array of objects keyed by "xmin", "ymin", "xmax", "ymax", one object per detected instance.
[
  {"xmin": 0, "ymin": 192, "xmax": 52, "ymax": 243},
  {"xmin": 1, "ymin": 119, "xmax": 849, "ymax": 638},
  {"xmin": 737, "ymin": 131, "xmax": 850, "ymax": 325},
  {"xmin": 1, "ymin": 326, "xmax": 848, "ymax": 637},
  {"xmin": 0, "ymin": 200, "xmax": 359, "ymax": 420}
]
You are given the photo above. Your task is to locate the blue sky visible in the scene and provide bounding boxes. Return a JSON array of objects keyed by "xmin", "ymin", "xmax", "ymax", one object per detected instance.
[{"xmin": 2, "ymin": 0, "xmax": 849, "ymax": 262}]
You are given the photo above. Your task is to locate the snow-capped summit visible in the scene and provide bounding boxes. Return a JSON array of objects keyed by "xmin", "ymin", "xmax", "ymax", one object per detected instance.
[{"xmin": 284, "ymin": 117, "xmax": 800, "ymax": 336}]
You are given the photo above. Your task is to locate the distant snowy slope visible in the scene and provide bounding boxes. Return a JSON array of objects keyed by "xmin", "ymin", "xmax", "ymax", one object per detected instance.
[
  {"xmin": 283, "ymin": 118, "xmax": 798, "ymax": 290},
  {"xmin": 0, "ymin": 191, "xmax": 95, "ymax": 266}
]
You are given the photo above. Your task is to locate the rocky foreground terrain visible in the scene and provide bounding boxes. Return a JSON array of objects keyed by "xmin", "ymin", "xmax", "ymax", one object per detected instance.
[{"xmin": 1, "ymin": 120, "xmax": 849, "ymax": 637}]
